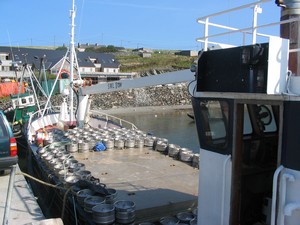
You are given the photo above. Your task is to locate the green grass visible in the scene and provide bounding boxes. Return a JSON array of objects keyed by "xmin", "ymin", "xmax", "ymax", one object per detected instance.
[{"xmin": 115, "ymin": 53, "xmax": 196, "ymax": 73}]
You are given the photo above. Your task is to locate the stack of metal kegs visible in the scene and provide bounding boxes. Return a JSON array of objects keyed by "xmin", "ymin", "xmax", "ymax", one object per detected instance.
[
  {"xmin": 74, "ymin": 186, "xmax": 136, "ymax": 225},
  {"xmin": 37, "ymin": 141, "xmax": 97, "ymax": 188},
  {"xmin": 157, "ymin": 208, "xmax": 197, "ymax": 225},
  {"xmin": 62, "ymin": 125, "xmax": 200, "ymax": 169}
]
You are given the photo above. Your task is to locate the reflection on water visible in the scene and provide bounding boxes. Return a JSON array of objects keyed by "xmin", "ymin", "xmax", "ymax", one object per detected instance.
[{"xmin": 115, "ymin": 110, "xmax": 200, "ymax": 153}]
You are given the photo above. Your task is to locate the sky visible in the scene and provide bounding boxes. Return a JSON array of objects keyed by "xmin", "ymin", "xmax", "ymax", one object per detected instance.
[{"xmin": 0, "ymin": 0, "xmax": 281, "ymax": 50}]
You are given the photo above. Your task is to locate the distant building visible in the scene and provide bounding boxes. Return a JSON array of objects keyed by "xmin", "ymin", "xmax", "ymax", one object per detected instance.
[
  {"xmin": 175, "ymin": 50, "xmax": 198, "ymax": 57},
  {"xmin": 77, "ymin": 43, "xmax": 105, "ymax": 52},
  {"xmin": 133, "ymin": 48, "xmax": 153, "ymax": 58},
  {"xmin": 0, "ymin": 46, "xmax": 121, "ymax": 81}
]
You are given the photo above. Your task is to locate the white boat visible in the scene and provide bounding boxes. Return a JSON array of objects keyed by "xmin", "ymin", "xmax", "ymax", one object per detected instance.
[{"xmin": 19, "ymin": 1, "xmax": 198, "ymax": 225}]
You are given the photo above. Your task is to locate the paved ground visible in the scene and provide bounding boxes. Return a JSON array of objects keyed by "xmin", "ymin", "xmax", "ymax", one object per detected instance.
[{"xmin": 0, "ymin": 165, "xmax": 45, "ymax": 225}]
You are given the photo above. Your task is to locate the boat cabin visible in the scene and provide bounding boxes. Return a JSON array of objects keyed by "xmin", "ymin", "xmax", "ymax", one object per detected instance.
[
  {"xmin": 190, "ymin": 37, "xmax": 300, "ymax": 224},
  {"xmin": 190, "ymin": 1, "xmax": 300, "ymax": 223}
]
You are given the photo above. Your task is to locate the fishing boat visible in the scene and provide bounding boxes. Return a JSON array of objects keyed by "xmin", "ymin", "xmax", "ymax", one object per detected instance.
[{"xmin": 18, "ymin": 1, "xmax": 198, "ymax": 225}]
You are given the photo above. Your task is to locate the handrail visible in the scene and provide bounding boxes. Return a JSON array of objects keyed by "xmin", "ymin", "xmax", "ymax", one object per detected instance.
[
  {"xmin": 28, "ymin": 106, "xmax": 138, "ymax": 130},
  {"xmin": 271, "ymin": 165, "xmax": 284, "ymax": 225},
  {"xmin": 196, "ymin": 0, "xmax": 271, "ymax": 22},
  {"xmin": 90, "ymin": 110, "xmax": 138, "ymax": 130},
  {"xmin": 196, "ymin": 0, "xmax": 300, "ymax": 51}
]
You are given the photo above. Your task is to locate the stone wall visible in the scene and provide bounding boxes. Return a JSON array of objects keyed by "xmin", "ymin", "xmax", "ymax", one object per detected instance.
[
  {"xmin": 89, "ymin": 82, "xmax": 191, "ymax": 110},
  {"xmin": 0, "ymin": 82, "xmax": 192, "ymax": 111}
]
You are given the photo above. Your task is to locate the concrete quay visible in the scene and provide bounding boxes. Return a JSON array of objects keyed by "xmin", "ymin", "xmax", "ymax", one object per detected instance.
[{"xmin": 0, "ymin": 165, "xmax": 61, "ymax": 225}]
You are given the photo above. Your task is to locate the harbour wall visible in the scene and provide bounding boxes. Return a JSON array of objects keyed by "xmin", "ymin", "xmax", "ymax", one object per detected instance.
[
  {"xmin": 0, "ymin": 82, "xmax": 192, "ymax": 111},
  {"xmin": 88, "ymin": 82, "xmax": 191, "ymax": 110}
]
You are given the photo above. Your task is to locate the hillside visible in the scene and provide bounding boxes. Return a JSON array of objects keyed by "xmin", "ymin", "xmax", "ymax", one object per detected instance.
[{"xmin": 115, "ymin": 52, "xmax": 196, "ymax": 75}]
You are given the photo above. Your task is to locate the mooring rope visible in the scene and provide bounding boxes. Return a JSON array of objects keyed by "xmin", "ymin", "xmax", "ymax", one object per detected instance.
[{"xmin": 15, "ymin": 171, "xmax": 75, "ymax": 222}]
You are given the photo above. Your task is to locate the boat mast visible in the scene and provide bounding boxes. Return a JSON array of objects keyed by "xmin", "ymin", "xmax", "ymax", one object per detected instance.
[
  {"xmin": 278, "ymin": 0, "xmax": 300, "ymax": 75},
  {"xmin": 69, "ymin": 0, "xmax": 76, "ymax": 125}
]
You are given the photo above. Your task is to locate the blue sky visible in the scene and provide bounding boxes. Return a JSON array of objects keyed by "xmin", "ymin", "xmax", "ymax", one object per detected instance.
[{"xmin": 0, "ymin": 0, "xmax": 281, "ymax": 50}]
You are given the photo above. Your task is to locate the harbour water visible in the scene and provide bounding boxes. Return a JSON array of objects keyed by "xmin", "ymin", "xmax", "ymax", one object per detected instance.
[{"xmin": 115, "ymin": 109, "xmax": 200, "ymax": 153}]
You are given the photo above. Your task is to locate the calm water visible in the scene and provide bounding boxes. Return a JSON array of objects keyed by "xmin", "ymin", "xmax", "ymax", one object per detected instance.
[{"xmin": 115, "ymin": 110, "xmax": 200, "ymax": 153}]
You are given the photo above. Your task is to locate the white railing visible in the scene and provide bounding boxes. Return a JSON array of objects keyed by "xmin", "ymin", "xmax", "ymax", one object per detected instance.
[
  {"xmin": 28, "ymin": 106, "xmax": 138, "ymax": 131},
  {"xmin": 90, "ymin": 110, "xmax": 138, "ymax": 130},
  {"xmin": 196, "ymin": 0, "xmax": 300, "ymax": 51}
]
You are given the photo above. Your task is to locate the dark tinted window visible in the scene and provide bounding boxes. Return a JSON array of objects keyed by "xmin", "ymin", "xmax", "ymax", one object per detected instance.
[
  {"xmin": 0, "ymin": 115, "xmax": 8, "ymax": 137},
  {"xmin": 194, "ymin": 99, "xmax": 231, "ymax": 153}
]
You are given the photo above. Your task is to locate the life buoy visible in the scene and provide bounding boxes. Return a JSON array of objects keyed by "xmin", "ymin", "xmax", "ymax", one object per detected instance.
[{"xmin": 58, "ymin": 69, "xmax": 70, "ymax": 79}]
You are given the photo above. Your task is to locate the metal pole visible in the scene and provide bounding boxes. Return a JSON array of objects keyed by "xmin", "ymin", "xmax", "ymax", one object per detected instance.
[
  {"xmin": 252, "ymin": 4, "xmax": 259, "ymax": 44},
  {"xmin": 2, "ymin": 165, "xmax": 17, "ymax": 225},
  {"xmin": 204, "ymin": 17, "xmax": 209, "ymax": 51},
  {"xmin": 69, "ymin": 0, "xmax": 76, "ymax": 125}
]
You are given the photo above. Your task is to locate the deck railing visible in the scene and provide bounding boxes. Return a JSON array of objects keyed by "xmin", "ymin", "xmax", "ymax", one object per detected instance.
[
  {"xmin": 90, "ymin": 110, "xmax": 138, "ymax": 130},
  {"xmin": 28, "ymin": 106, "xmax": 138, "ymax": 130},
  {"xmin": 196, "ymin": 0, "xmax": 300, "ymax": 52}
]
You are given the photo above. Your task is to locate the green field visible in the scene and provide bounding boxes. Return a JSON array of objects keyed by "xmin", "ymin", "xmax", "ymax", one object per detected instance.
[{"xmin": 115, "ymin": 52, "xmax": 196, "ymax": 73}]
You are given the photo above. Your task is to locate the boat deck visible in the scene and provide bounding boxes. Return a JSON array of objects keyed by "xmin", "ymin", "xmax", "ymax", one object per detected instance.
[{"xmin": 73, "ymin": 147, "xmax": 199, "ymax": 223}]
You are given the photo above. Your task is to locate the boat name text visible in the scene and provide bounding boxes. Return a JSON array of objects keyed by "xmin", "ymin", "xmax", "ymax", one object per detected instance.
[{"xmin": 108, "ymin": 82, "xmax": 122, "ymax": 90}]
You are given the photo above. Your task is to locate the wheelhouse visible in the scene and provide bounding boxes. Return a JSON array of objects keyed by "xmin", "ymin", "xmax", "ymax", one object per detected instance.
[{"xmin": 189, "ymin": 35, "xmax": 300, "ymax": 224}]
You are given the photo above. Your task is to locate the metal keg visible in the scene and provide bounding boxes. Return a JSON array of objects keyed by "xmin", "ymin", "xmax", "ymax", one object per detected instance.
[
  {"xmin": 78, "ymin": 140, "xmax": 90, "ymax": 153},
  {"xmin": 189, "ymin": 218, "xmax": 197, "ymax": 225},
  {"xmin": 44, "ymin": 154, "xmax": 53, "ymax": 166},
  {"xmin": 179, "ymin": 149, "xmax": 193, "ymax": 163},
  {"xmin": 58, "ymin": 152, "xmax": 71, "ymax": 162},
  {"xmin": 92, "ymin": 204, "xmax": 115, "ymax": 225},
  {"xmin": 75, "ymin": 170, "xmax": 91, "ymax": 180},
  {"xmin": 125, "ymin": 138, "xmax": 135, "ymax": 148},
  {"xmin": 68, "ymin": 163, "xmax": 80, "ymax": 173},
  {"xmin": 176, "ymin": 212, "xmax": 195, "ymax": 224},
  {"xmin": 114, "ymin": 138, "xmax": 125, "ymax": 149},
  {"xmin": 105, "ymin": 188, "xmax": 117, "ymax": 204},
  {"xmin": 192, "ymin": 208, "xmax": 197, "ymax": 217},
  {"xmin": 154, "ymin": 138, "xmax": 168, "ymax": 150},
  {"xmin": 84, "ymin": 196, "xmax": 106, "ymax": 214},
  {"xmin": 40, "ymin": 152, "xmax": 49, "ymax": 161},
  {"xmin": 192, "ymin": 154, "xmax": 199, "ymax": 168},
  {"xmin": 57, "ymin": 169, "xmax": 67, "ymax": 181},
  {"xmin": 50, "ymin": 148, "xmax": 59, "ymax": 155},
  {"xmin": 89, "ymin": 138, "xmax": 97, "ymax": 150},
  {"xmin": 54, "ymin": 152, "xmax": 63, "ymax": 160},
  {"xmin": 76, "ymin": 189, "xmax": 95, "ymax": 207},
  {"xmin": 144, "ymin": 137, "xmax": 155, "ymax": 147},
  {"xmin": 67, "ymin": 141, "xmax": 78, "ymax": 153},
  {"xmin": 103, "ymin": 139, "xmax": 114, "ymax": 149},
  {"xmin": 138, "ymin": 223, "xmax": 155, "ymax": 225},
  {"xmin": 48, "ymin": 158, "xmax": 59, "ymax": 170},
  {"xmin": 78, "ymin": 163, "xmax": 85, "ymax": 170},
  {"xmin": 168, "ymin": 144, "xmax": 180, "ymax": 158},
  {"xmin": 135, "ymin": 137, "xmax": 144, "ymax": 148},
  {"xmin": 38, "ymin": 147, "xmax": 48, "ymax": 155},
  {"xmin": 64, "ymin": 175, "xmax": 80, "ymax": 188},
  {"xmin": 160, "ymin": 216, "xmax": 179, "ymax": 225},
  {"xmin": 114, "ymin": 200, "xmax": 135, "ymax": 224},
  {"xmin": 155, "ymin": 140, "xmax": 168, "ymax": 152},
  {"xmin": 53, "ymin": 162, "xmax": 64, "ymax": 172}
]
